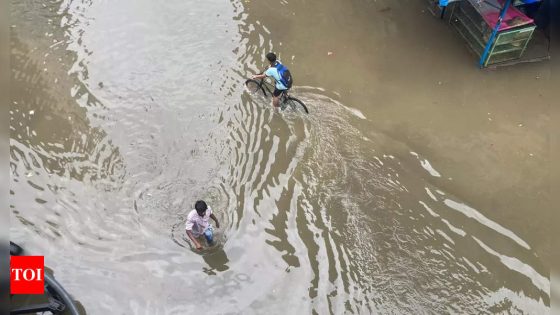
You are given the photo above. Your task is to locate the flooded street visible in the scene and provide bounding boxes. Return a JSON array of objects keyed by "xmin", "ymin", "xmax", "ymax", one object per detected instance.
[{"xmin": 9, "ymin": 0, "xmax": 556, "ymax": 313}]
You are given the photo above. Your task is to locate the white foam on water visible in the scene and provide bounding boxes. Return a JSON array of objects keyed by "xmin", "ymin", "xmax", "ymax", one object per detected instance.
[
  {"xmin": 445, "ymin": 199, "xmax": 530, "ymax": 250},
  {"xmin": 473, "ymin": 237, "xmax": 549, "ymax": 295},
  {"xmin": 483, "ymin": 287, "xmax": 549, "ymax": 314},
  {"xmin": 419, "ymin": 201, "xmax": 439, "ymax": 217},
  {"xmin": 297, "ymin": 88, "xmax": 366, "ymax": 119},
  {"xmin": 343, "ymin": 106, "xmax": 366, "ymax": 119},
  {"xmin": 410, "ymin": 152, "xmax": 442, "ymax": 177},
  {"xmin": 424, "ymin": 187, "xmax": 438, "ymax": 201},
  {"xmin": 436, "ymin": 229, "xmax": 455, "ymax": 245},
  {"xmin": 441, "ymin": 218, "xmax": 466, "ymax": 237}
]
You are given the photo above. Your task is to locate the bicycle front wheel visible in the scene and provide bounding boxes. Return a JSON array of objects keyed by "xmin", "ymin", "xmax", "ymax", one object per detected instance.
[
  {"xmin": 245, "ymin": 79, "xmax": 265, "ymax": 96},
  {"xmin": 284, "ymin": 96, "xmax": 309, "ymax": 114}
]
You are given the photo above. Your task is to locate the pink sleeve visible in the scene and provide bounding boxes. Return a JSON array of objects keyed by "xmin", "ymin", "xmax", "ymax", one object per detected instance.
[{"xmin": 185, "ymin": 217, "xmax": 194, "ymax": 231}]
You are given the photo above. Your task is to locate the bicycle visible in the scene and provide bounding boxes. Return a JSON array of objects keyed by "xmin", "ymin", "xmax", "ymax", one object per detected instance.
[{"xmin": 245, "ymin": 78, "xmax": 309, "ymax": 114}]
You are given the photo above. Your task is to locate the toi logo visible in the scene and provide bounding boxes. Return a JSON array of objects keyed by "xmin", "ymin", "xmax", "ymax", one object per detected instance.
[{"xmin": 10, "ymin": 256, "xmax": 45, "ymax": 294}]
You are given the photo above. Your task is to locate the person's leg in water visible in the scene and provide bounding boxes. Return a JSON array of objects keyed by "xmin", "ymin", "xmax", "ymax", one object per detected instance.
[
  {"xmin": 203, "ymin": 226, "xmax": 214, "ymax": 245},
  {"xmin": 272, "ymin": 88, "xmax": 283, "ymax": 110},
  {"xmin": 272, "ymin": 96, "xmax": 280, "ymax": 108}
]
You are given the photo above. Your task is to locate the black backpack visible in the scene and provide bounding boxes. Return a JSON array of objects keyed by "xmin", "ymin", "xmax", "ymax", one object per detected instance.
[{"xmin": 274, "ymin": 62, "xmax": 293, "ymax": 89}]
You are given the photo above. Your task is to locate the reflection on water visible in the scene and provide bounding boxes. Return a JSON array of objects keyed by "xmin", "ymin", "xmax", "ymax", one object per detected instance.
[{"xmin": 10, "ymin": 0, "xmax": 551, "ymax": 313}]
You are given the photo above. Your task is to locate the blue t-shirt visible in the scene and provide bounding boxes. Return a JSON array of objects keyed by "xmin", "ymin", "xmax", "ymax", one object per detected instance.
[{"xmin": 265, "ymin": 63, "xmax": 287, "ymax": 90}]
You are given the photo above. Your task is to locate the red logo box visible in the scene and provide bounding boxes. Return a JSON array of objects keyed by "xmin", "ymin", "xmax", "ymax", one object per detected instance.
[{"xmin": 10, "ymin": 256, "xmax": 45, "ymax": 294}]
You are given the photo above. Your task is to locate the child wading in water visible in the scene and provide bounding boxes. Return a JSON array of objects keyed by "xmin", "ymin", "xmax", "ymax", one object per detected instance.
[{"xmin": 186, "ymin": 200, "xmax": 220, "ymax": 250}]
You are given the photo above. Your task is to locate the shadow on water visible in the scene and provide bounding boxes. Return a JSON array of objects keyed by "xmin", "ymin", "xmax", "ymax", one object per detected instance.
[{"xmin": 202, "ymin": 248, "xmax": 231, "ymax": 275}]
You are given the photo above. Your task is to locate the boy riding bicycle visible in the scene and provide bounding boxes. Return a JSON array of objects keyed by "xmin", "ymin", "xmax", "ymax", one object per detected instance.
[{"xmin": 252, "ymin": 52, "xmax": 292, "ymax": 109}]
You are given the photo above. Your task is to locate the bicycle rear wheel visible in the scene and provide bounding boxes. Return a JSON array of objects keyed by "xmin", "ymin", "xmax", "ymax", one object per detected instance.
[
  {"xmin": 284, "ymin": 96, "xmax": 309, "ymax": 114},
  {"xmin": 245, "ymin": 79, "xmax": 265, "ymax": 96}
]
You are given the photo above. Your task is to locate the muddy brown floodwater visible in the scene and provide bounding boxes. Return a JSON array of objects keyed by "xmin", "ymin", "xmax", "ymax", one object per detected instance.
[{"xmin": 10, "ymin": 0, "xmax": 556, "ymax": 313}]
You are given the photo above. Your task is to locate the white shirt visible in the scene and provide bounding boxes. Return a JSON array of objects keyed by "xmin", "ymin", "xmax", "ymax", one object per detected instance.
[{"xmin": 185, "ymin": 207, "xmax": 212, "ymax": 237}]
